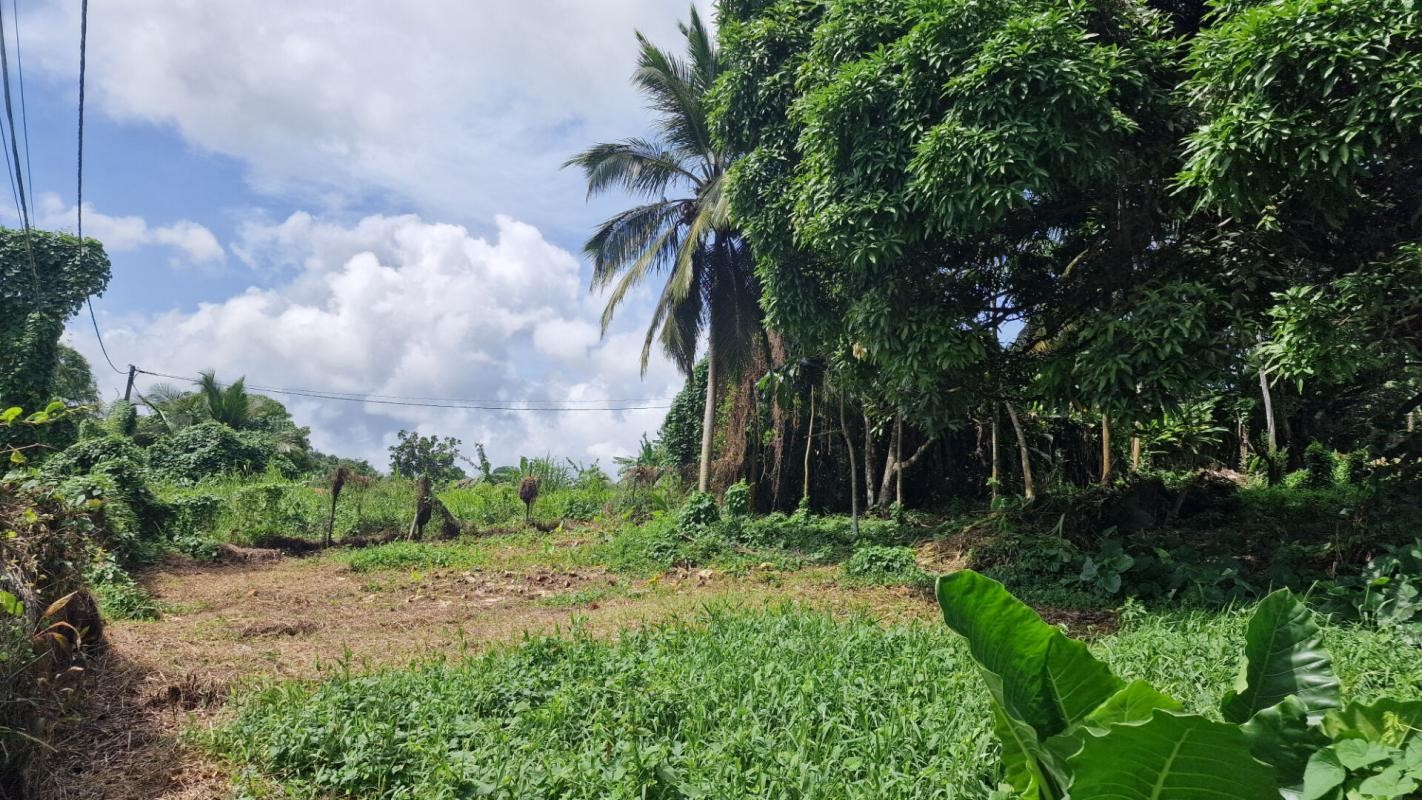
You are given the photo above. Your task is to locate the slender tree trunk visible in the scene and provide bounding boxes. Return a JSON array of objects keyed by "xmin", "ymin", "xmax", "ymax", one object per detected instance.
[
  {"xmin": 698, "ymin": 328, "xmax": 718, "ymax": 493},
  {"xmin": 1236, "ymin": 415, "xmax": 1249, "ymax": 470},
  {"xmin": 801, "ymin": 390, "xmax": 815, "ymax": 506},
  {"xmin": 1100, "ymin": 414, "xmax": 1113, "ymax": 485},
  {"xmin": 1006, "ymin": 402, "xmax": 1035, "ymax": 501},
  {"xmin": 839, "ymin": 392, "xmax": 860, "ymax": 537},
  {"xmin": 990, "ymin": 408, "xmax": 1001, "ymax": 505},
  {"xmin": 863, "ymin": 411, "xmax": 877, "ymax": 509},
  {"xmin": 894, "ymin": 414, "xmax": 904, "ymax": 508},
  {"xmin": 1410, "ymin": 411, "xmax": 1416, "ymax": 434},
  {"xmin": 877, "ymin": 420, "xmax": 898, "ymax": 506},
  {"xmin": 1132, "ymin": 432, "xmax": 1143, "ymax": 473},
  {"xmin": 1259, "ymin": 368, "xmax": 1277, "ymax": 453}
]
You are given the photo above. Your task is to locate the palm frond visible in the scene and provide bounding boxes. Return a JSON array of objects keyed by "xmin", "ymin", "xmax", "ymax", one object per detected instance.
[{"xmin": 563, "ymin": 139, "xmax": 699, "ymax": 200}]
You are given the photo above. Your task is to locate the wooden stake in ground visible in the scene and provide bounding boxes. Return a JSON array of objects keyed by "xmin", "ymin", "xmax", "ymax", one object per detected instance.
[
  {"xmin": 519, "ymin": 475, "xmax": 540, "ymax": 524},
  {"xmin": 408, "ymin": 475, "xmax": 432, "ymax": 541},
  {"xmin": 325, "ymin": 467, "xmax": 348, "ymax": 548}
]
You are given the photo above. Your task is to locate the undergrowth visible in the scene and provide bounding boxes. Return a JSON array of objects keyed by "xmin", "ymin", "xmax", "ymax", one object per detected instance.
[{"xmin": 213, "ymin": 603, "xmax": 1422, "ymax": 799}]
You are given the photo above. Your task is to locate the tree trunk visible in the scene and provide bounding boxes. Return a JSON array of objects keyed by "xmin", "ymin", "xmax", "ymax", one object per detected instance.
[
  {"xmin": 1410, "ymin": 411, "xmax": 1416, "ymax": 434},
  {"xmin": 877, "ymin": 420, "xmax": 897, "ymax": 507},
  {"xmin": 1132, "ymin": 429, "xmax": 1143, "ymax": 473},
  {"xmin": 1100, "ymin": 414, "xmax": 1113, "ymax": 485},
  {"xmin": 697, "ymin": 330, "xmax": 718, "ymax": 493},
  {"xmin": 1006, "ymin": 402, "xmax": 1035, "ymax": 501},
  {"xmin": 990, "ymin": 408, "xmax": 1001, "ymax": 505},
  {"xmin": 839, "ymin": 392, "xmax": 860, "ymax": 537},
  {"xmin": 894, "ymin": 414, "xmax": 904, "ymax": 508},
  {"xmin": 801, "ymin": 390, "xmax": 815, "ymax": 506},
  {"xmin": 863, "ymin": 411, "xmax": 877, "ymax": 509},
  {"xmin": 1259, "ymin": 368, "xmax": 1277, "ymax": 453}
]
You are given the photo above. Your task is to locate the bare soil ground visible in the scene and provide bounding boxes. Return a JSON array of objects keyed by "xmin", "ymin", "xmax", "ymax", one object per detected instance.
[{"xmin": 31, "ymin": 552, "xmax": 935, "ymax": 800}]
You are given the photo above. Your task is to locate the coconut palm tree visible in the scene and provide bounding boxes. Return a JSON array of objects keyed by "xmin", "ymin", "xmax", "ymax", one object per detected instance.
[
  {"xmin": 566, "ymin": 5, "xmax": 762, "ymax": 492},
  {"xmin": 197, "ymin": 370, "xmax": 252, "ymax": 429}
]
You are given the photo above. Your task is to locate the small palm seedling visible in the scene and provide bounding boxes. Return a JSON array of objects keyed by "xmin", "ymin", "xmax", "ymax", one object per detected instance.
[{"xmin": 519, "ymin": 475, "xmax": 539, "ymax": 525}]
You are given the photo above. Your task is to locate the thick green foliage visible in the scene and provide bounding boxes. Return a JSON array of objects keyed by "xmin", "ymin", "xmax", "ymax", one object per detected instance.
[
  {"xmin": 0, "ymin": 229, "xmax": 111, "ymax": 412},
  {"xmin": 841, "ymin": 545, "xmax": 926, "ymax": 586},
  {"xmin": 658, "ymin": 360, "xmax": 706, "ymax": 468},
  {"xmin": 387, "ymin": 429, "xmax": 465, "ymax": 484},
  {"xmin": 147, "ymin": 421, "xmax": 267, "ymax": 484},
  {"xmin": 937, "ymin": 571, "xmax": 1422, "ymax": 799}
]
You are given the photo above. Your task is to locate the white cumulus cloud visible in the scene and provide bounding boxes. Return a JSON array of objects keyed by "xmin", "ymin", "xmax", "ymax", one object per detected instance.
[
  {"xmin": 36, "ymin": 193, "xmax": 225, "ymax": 266},
  {"xmin": 70, "ymin": 212, "xmax": 684, "ymax": 469}
]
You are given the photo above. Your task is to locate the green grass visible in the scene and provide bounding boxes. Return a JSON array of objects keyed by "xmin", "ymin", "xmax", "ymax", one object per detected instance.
[
  {"xmin": 338, "ymin": 532, "xmax": 602, "ymax": 574},
  {"xmin": 212, "ymin": 603, "xmax": 1422, "ymax": 799}
]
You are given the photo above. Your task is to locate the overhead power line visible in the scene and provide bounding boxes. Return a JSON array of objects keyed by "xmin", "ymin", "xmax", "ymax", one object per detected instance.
[{"xmin": 73, "ymin": 0, "xmax": 122, "ymax": 374}]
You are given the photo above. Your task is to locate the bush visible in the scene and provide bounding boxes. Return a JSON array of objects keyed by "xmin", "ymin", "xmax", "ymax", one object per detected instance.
[
  {"xmin": 85, "ymin": 554, "xmax": 159, "ymax": 621},
  {"xmin": 103, "ymin": 400, "xmax": 138, "ymax": 437},
  {"xmin": 677, "ymin": 491, "xmax": 720, "ymax": 528},
  {"xmin": 842, "ymin": 545, "xmax": 927, "ymax": 586},
  {"xmin": 41, "ymin": 434, "xmax": 146, "ymax": 475},
  {"xmin": 723, "ymin": 480, "xmax": 750, "ymax": 518},
  {"xmin": 1303, "ymin": 441, "xmax": 1335, "ymax": 488},
  {"xmin": 147, "ymin": 422, "xmax": 266, "ymax": 484}
]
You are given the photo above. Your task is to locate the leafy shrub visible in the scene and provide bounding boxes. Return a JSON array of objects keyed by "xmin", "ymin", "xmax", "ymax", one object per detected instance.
[
  {"xmin": 148, "ymin": 422, "xmax": 266, "ymax": 484},
  {"xmin": 596, "ymin": 516, "xmax": 726, "ymax": 574},
  {"xmin": 103, "ymin": 400, "xmax": 138, "ymax": 437},
  {"xmin": 41, "ymin": 434, "xmax": 146, "ymax": 475},
  {"xmin": 85, "ymin": 554, "xmax": 159, "ymax": 621},
  {"xmin": 677, "ymin": 491, "xmax": 720, "ymax": 528},
  {"xmin": 220, "ymin": 482, "xmax": 319, "ymax": 542},
  {"xmin": 1324, "ymin": 539, "xmax": 1422, "ymax": 647},
  {"xmin": 842, "ymin": 545, "xmax": 926, "ymax": 586},
  {"xmin": 722, "ymin": 480, "xmax": 750, "ymax": 518},
  {"xmin": 937, "ymin": 570, "xmax": 1422, "ymax": 799},
  {"xmin": 1304, "ymin": 441, "xmax": 1335, "ymax": 488}
]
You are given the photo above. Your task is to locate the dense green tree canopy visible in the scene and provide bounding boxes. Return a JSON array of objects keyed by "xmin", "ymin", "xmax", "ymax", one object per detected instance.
[{"xmin": 0, "ymin": 229, "xmax": 111, "ymax": 411}]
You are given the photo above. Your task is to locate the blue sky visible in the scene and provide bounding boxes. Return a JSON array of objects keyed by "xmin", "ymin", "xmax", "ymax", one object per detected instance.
[{"xmin": 13, "ymin": 0, "xmax": 713, "ymax": 469}]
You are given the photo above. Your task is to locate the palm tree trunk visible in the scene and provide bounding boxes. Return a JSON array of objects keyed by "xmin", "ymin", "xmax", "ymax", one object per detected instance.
[
  {"xmin": 1006, "ymin": 402, "xmax": 1035, "ymax": 501},
  {"xmin": 697, "ymin": 329, "xmax": 718, "ymax": 493},
  {"xmin": 839, "ymin": 392, "xmax": 860, "ymax": 537},
  {"xmin": 1100, "ymin": 414, "xmax": 1113, "ymax": 485},
  {"xmin": 801, "ymin": 390, "xmax": 815, "ymax": 506}
]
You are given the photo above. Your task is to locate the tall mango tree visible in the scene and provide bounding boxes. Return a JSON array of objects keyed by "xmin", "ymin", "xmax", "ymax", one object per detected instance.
[{"xmin": 567, "ymin": 6, "xmax": 762, "ymax": 492}]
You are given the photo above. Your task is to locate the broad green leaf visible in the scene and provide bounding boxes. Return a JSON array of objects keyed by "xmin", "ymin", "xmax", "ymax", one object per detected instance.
[
  {"xmin": 992, "ymin": 699, "xmax": 1059, "ymax": 800},
  {"xmin": 0, "ymin": 406, "xmax": 20, "ymax": 424},
  {"xmin": 1221, "ymin": 589, "xmax": 1340, "ymax": 724},
  {"xmin": 938, "ymin": 571, "xmax": 1123, "ymax": 739},
  {"xmin": 0, "ymin": 590, "xmax": 21, "ymax": 617},
  {"xmin": 1332, "ymin": 739, "xmax": 1393, "ymax": 770},
  {"xmin": 1357, "ymin": 766, "xmax": 1418, "ymax": 798},
  {"xmin": 1243, "ymin": 696, "xmax": 1330, "ymax": 793},
  {"xmin": 1067, "ymin": 709, "xmax": 1279, "ymax": 799},
  {"xmin": 1045, "ymin": 680, "xmax": 1182, "ymax": 779},
  {"xmin": 1302, "ymin": 748, "xmax": 1346, "ymax": 800},
  {"xmin": 1321, "ymin": 699, "xmax": 1422, "ymax": 748}
]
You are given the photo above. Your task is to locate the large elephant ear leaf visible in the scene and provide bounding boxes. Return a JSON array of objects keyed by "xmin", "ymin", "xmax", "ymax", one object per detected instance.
[
  {"xmin": 937, "ymin": 571, "xmax": 1123, "ymax": 739},
  {"xmin": 1320, "ymin": 699, "xmax": 1422, "ymax": 747},
  {"xmin": 1242, "ymin": 695, "xmax": 1330, "ymax": 794},
  {"xmin": 1221, "ymin": 589, "xmax": 1340, "ymax": 724},
  {"xmin": 1067, "ymin": 710, "xmax": 1280, "ymax": 799}
]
